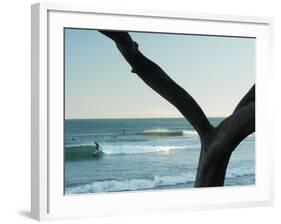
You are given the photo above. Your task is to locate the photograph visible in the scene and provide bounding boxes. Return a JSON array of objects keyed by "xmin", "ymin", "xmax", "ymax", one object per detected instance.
[{"xmin": 64, "ymin": 29, "xmax": 255, "ymax": 195}]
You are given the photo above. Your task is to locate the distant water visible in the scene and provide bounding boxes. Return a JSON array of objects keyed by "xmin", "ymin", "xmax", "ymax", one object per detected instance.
[{"xmin": 64, "ymin": 118, "xmax": 255, "ymax": 194}]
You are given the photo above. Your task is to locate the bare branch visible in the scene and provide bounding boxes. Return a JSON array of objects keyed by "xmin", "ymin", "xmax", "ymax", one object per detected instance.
[
  {"xmin": 99, "ymin": 30, "xmax": 213, "ymax": 138},
  {"xmin": 214, "ymin": 101, "xmax": 255, "ymax": 155},
  {"xmin": 234, "ymin": 84, "xmax": 255, "ymax": 113}
]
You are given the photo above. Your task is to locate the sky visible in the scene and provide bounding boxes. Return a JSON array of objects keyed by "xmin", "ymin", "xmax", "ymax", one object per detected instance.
[{"xmin": 64, "ymin": 28, "xmax": 255, "ymax": 119}]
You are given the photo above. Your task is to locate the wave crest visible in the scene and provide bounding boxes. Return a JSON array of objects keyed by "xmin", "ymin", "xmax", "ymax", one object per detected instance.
[
  {"xmin": 65, "ymin": 166, "xmax": 255, "ymax": 194},
  {"xmin": 142, "ymin": 129, "xmax": 198, "ymax": 137},
  {"xmin": 65, "ymin": 144, "xmax": 195, "ymax": 160},
  {"xmin": 65, "ymin": 172, "xmax": 196, "ymax": 194},
  {"xmin": 102, "ymin": 144, "xmax": 188, "ymax": 155}
]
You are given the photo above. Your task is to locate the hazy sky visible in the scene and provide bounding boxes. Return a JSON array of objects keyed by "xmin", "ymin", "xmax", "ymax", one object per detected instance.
[{"xmin": 65, "ymin": 29, "xmax": 255, "ymax": 119}]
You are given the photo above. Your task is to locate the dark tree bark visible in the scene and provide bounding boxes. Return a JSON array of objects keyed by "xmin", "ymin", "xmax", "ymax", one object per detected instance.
[{"xmin": 99, "ymin": 31, "xmax": 255, "ymax": 187}]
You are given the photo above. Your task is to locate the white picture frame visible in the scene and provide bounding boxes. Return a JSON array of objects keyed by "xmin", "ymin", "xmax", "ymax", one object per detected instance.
[{"xmin": 31, "ymin": 2, "xmax": 274, "ymax": 221}]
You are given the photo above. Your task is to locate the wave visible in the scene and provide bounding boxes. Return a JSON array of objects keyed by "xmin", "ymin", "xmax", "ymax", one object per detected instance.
[
  {"xmin": 65, "ymin": 172, "xmax": 196, "ymax": 194},
  {"xmin": 142, "ymin": 129, "xmax": 198, "ymax": 137},
  {"xmin": 65, "ymin": 145, "xmax": 99, "ymax": 161},
  {"xmin": 101, "ymin": 144, "xmax": 190, "ymax": 155},
  {"xmin": 226, "ymin": 166, "xmax": 255, "ymax": 179},
  {"xmin": 65, "ymin": 144, "xmax": 195, "ymax": 160},
  {"xmin": 65, "ymin": 166, "xmax": 255, "ymax": 194}
]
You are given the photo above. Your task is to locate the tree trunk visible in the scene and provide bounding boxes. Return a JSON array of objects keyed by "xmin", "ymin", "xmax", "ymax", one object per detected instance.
[
  {"xmin": 98, "ymin": 31, "xmax": 255, "ymax": 187},
  {"xmin": 195, "ymin": 145, "xmax": 232, "ymax": 187}
]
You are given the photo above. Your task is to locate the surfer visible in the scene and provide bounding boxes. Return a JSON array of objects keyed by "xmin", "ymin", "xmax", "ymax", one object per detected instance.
[
  {"xmin": 94, "ymin": 142, "xmax": 100, "ymax": 152},
  {"xmin": 92, "ymin": 142, "xmax": 101, "ymax": 158}
]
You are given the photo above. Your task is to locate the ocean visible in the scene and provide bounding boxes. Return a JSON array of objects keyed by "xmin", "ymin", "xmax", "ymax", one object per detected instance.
[{"xmin": 64, "ymin": 118, "xmax": 255, "ymax": 194}]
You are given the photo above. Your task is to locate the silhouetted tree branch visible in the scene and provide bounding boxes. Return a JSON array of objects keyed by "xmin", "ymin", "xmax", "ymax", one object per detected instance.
[
  {"xmin": 215, "ymin": 101, "xmax": 255, "ymax": 154},
  {"xmin": 98, "ymin": 30, "xmax": 255, "ymax": 187},
  {"xmin": 234, "ymin": 85, "xmax": 255, "ymax": 113},
  {"xmin": 99, "ymin": 31, "xmax": 213, "ymax": 138}
]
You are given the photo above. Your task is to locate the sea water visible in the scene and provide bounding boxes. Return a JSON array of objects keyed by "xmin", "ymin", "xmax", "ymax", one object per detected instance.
[{"xmin": 64, "ymin": 118, "xmax": 255, "ymax": 194}]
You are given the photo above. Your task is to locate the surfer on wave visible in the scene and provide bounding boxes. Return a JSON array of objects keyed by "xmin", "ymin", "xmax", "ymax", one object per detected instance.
[{"xmin": 94, "ymin": 142, "xmax": 100, "ymax": 152}]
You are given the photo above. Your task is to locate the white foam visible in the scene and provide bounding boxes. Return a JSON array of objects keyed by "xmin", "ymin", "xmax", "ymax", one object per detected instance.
[
  {"xmin": 102, "ymin": 144, "xmax": 189, "ymax": 155},
  {"xmin": 66, "ymin": 166, "xmax": 255, "ymax": 194},
  {"xmin": 142, "ymin": 129, "xmax": 198, "ymax": 137},
  {"xmin": 143, "ymin": 128, "xmax": 171, "ymax": 133},
  {"xmin": 65, "ymin": 172, "xmax": 196, "ymax": 194},
  {"xmin": 182, "ymin": 130, "xmax": 199, "ymax": 137}
]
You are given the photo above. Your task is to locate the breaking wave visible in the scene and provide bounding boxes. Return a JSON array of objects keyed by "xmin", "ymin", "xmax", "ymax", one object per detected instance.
[
  {"xmin": 101, "ymin": 144, "xmax": 190, "ymax": 155},
  {"xmin": 65, "ymin": 172, "xmax": 196, "ymax": 194},
  {"xmin": 65, "ymin": 166, "xmax": 255, "ymax": 194},
  {"xmin": 64, "ymin": 144, "xmax": 197, "ymax": 160},
  {"xmin": 142, "ymin": 129, "xmax": 198, "ymax": 137}
]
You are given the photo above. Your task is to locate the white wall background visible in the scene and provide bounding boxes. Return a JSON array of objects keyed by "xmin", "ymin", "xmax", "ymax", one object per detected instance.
[{"xmin": 0, "ymin": 0, "xmax": 280, "ymax": 223}]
